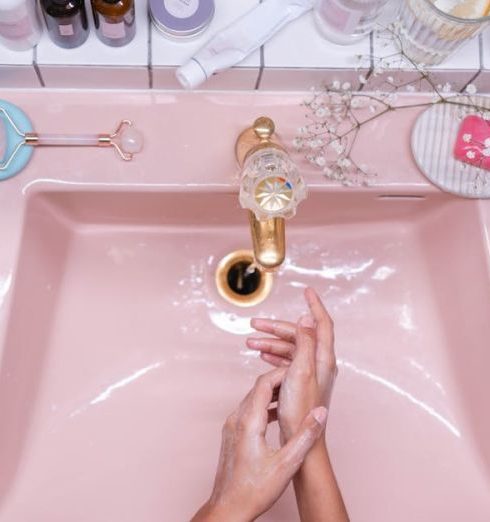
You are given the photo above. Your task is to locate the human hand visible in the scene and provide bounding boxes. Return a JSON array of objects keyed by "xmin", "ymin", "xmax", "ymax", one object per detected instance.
[
  {"xmin": 191, "ymin": 367, "xmax": 328, "ymax": 522},
  {"xmin": 247, "ymin": 288, "xmax": 337, "ymax": 441}
]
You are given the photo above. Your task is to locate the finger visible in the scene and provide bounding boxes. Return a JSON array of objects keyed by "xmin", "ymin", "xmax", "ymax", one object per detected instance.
[
  {"xmin": 291, "ymin": 314, "xmax": 316, "ymax": 373},
  {"xmin": 275, "ymin": 407, "xmax": 328, "ymax": 477},
  {"xmin": 261, "ymin": 352, "xmax": 291, "ymax": 368},
  {"xmin": 241, "ymin": 367, "xmax": 287, "ymax": 435},
  {"xmin": 247, "ymin": 337, "xmax": 295, "ymax": 359},
  {"xmin": 250, "ymin": 318, "xmax": 296, "ymax": 342},
  {"xmin": 267, "ymin": 408, "xmax": 278, "ymax": 424},
  {"xmin": 305, "ymin": 287, "xmax": 336, "ymax": 369}
]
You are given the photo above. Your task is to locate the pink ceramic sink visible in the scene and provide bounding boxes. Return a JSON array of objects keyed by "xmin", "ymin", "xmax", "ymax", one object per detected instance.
[
  {"xmin": 0, "ymin": 189, "xmax": 489, "ymax": 521},
  {"xmin": 0, "ymin": 90, "xmax": 489, "ymax": 521}
]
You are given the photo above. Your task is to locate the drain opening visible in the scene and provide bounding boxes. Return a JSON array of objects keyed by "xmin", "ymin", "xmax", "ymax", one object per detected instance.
[
  {"xmin": 227, "ymin": 262, "xmax": 261, "ymax": 296},
  {"xmin": 216, "ymin": 250, "xmax": 273, "ymax": 307}
]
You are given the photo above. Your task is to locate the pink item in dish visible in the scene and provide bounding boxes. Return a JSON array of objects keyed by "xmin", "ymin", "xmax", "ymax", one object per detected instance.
[{"xmin": 454, "ymin": 114, "xmax": 490, "ymax": 171}]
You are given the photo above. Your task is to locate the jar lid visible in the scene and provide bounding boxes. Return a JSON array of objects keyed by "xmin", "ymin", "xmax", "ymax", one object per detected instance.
[{"xmin": 149, "ymin": 0, "xmax": 215, "ymax": 38}]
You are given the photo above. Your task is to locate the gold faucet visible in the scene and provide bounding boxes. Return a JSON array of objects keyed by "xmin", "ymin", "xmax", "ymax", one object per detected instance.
[{"xmin": 235, "ymin": 117, "xmax": 307, "ymax": 272}]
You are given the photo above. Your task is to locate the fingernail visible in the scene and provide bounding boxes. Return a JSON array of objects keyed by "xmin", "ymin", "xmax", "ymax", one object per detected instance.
[
  {"xmin": 299, "ymin": 314, "xmax": 315, "ymax": 328},
  {"xmin": 312, "ymin": 406, "xmax": 328, "ymax": 425},
  {"xmin": 247, "ymin": 338, "xmax": 262, "ymax": 347}
]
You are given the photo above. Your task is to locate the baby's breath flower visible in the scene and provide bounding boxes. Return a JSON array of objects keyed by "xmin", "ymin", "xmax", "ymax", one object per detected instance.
[
  {"xmin": 350, "ymin": 97, "xmax": 361, "ymax": 108},
  {"xmin": 315, "ymin": 156, "xmax": 326, "ymax": 167},
  {"xmin": 315, "ymin": 107, "xmax": 329, "ymax": 118}
]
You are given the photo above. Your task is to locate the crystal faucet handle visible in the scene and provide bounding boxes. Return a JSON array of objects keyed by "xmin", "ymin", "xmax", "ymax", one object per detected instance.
[{"xmin": 239, "ymin": 147, "xmax": 307, "ymax": 221}]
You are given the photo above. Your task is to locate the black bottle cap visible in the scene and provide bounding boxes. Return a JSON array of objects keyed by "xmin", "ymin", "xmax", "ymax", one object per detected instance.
[{"xmin": 41, "ymin": 0, "xmax": 84, "ymax": 17}]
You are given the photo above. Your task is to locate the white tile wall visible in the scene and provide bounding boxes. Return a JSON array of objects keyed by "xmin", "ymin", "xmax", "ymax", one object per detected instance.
[
  {"xmin": 0, "ymin": 2, "xmax": 489, "ymax": 92},
  {"xmin": 261, "ymin": 10, "xmax": 370, "ymax": 91}
]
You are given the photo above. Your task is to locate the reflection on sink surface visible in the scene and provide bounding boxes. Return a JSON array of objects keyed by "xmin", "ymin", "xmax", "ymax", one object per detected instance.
[{"xmin": 1, "ymin": 190, "xmax": 489, "ymax": 521}]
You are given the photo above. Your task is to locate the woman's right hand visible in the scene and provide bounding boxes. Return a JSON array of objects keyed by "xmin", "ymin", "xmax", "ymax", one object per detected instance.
[{"xmin": 247, "ymin": 287, "xmax": 338, "ymax": 441}]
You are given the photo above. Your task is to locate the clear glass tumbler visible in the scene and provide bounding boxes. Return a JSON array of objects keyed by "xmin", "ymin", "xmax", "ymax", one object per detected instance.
[{"xmin": 396, "ymin": 0, "xmax": 490, "ymax": 65}]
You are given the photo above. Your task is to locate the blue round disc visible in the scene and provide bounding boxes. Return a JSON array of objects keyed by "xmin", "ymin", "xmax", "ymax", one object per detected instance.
[{"xmin": 0, "ymin": 99, "xmax": 34, "ymax": 182}]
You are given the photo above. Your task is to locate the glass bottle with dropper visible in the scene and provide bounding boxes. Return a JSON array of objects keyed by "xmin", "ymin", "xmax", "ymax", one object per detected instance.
[
  {"xmin": 40, "ymin": 0, "xmax": 89, "ymax": 49},
  {"xmin": 91, "ymin": 0, "xmax": 136, "ymax": 47}
]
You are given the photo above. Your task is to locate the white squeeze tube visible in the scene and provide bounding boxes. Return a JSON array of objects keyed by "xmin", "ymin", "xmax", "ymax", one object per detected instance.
[{"xmin": 177, "ymin": 0, "xmax": 315, "ymax": 89}]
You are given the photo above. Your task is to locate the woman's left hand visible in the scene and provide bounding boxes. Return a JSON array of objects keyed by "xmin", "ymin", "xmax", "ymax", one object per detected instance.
[{"xmin": 191, "ymin": 367, "xmax": 328, "ymax": 522}]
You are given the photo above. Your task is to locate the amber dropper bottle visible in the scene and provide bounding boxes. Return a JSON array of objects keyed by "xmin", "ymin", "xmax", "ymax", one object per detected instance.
[
  {"xmin": 40, "ymin": 0, "xmax": 89, "ymax": 49},
  {"xmin": 91, "ymin": 0, "xmax": 136, "ymax": 47}
]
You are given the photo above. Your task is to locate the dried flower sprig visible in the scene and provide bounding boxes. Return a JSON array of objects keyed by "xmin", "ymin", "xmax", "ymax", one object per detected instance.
[{"xmin": 296, "ymin": 25, "xmax": 490, "ymax": 187}]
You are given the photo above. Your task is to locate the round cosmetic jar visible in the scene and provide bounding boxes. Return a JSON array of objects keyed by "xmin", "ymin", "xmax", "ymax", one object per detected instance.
[{"xmin": 149, "ymin": 0, "xmax": 215, "ymax": 39}]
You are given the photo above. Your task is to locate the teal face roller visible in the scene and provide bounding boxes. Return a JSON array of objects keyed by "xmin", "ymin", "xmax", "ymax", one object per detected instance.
[
  {"xmin": 0, "ymin": 99, "xmax": 34, "ymax": 182},
  {"xmin": 0, "ymin": 99, "xmax": 144, "ymax": 181}
]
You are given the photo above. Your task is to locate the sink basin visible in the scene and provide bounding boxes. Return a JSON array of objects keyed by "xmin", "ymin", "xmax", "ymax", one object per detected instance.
[{"xmin": 0, "ymin": 188, "xmax": 489, "ymax": 521}]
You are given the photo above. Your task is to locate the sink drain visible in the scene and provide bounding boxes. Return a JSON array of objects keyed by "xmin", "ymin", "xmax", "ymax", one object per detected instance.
[{"xmin": 215, "ymin": 250, "xmax": 273, "ymax": 307}]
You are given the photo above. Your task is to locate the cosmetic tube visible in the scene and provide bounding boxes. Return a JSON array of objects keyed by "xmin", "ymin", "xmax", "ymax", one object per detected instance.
[{"xmin": 177, "ymin": 0, "xmax": 314, "ymax": 89}]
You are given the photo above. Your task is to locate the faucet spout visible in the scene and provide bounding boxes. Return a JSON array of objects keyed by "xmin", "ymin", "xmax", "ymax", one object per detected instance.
[
  {"xmin": 236, "ymin": 116, "xmax": 307, "ymax": 272},
  {"xmin": 248, "ymin": 211, "xmax": 285, "ymax": 272}
]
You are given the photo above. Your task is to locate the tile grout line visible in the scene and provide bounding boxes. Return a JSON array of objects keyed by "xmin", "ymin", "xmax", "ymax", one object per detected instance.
[
  {"xmin": 255, "ymin": 46, "xmax": 264, "ymax": 90},
  {"xmin": 32, "ymin": 46, "xmax": 45, "ymax": 88},
  {"xmin": 358, "ymin": 32, "xmax": 375, "ymax": 92},
  {"xmin": 478, "ymin": 32, "xmax": 484, "ymax": 71},
  {"xmin": 254, "ymin": 0, "xmax": 264, "ymax": 90},
  {"xmin": 147, "ymin": 8, "xmax": 153, "ymax": 90}
]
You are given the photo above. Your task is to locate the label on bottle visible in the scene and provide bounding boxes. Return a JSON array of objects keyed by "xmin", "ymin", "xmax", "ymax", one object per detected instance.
[
  {"xmin": 318, "ymin": 0, "xmax": 363, "ymax": 33},
  {"xmin": 0, "ymin": 16, "xmax": 32, "ymax": 39},
  {"xmin": 101, "ymin": 19, "xmax": 126, "ymax": 39},
  {"xmin": 59, "ymin": 23, "xmax": 74, "ymax": 36},
  {"xmin": 163, "ymin": 0, "xmax": 199, "ymax": 19}
]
